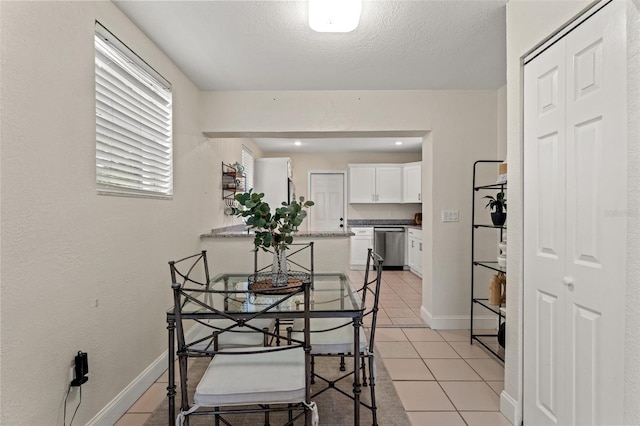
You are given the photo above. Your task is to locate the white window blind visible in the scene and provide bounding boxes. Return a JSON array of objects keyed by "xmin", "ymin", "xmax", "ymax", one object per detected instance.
[
  {"xmin": 242, "ymin": 145, "xmax": 254, "ymax": 191},
  {"xmin": 94, "ymin": 23, "xmax": 173, "ymax": 198}
]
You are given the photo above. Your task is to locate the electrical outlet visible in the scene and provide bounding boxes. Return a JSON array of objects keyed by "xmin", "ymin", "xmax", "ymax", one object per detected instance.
[{"xmin": 441, "ymin": 209, "xmax": 459, "ymax": 222}]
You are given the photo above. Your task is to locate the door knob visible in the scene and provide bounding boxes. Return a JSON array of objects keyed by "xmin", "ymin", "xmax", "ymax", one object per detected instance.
[{"xmin": 562, "ymin": 276, "xmax": 574, "ymax": 288}]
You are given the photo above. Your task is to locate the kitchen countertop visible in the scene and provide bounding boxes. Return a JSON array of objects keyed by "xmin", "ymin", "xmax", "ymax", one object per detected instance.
[
  {"xmin": 201, "ymin": 226, "xmax": 354, "ymax": 239},
  {"xmin": 347, "ymin": 219, "xmax": 422, "ymax": 230},
  {"xmin": 202, "ymin": 220, "xmax": 423, "ymax": 239}
]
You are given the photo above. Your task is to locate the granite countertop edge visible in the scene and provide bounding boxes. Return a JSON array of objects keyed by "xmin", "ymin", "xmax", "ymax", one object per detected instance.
[
  {"xmin": 202, "ymin": 220, "xmax": 424, "ymax": 239},
  {"xmin": 348, "ymin": 220, "xmax": 422, "ymax": 230},
  {"xmin": 201, "ymin": 225, "xmax": 354, "ymax": 239}
]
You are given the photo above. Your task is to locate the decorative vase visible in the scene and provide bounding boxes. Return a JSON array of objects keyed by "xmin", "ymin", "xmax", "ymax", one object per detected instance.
[
  {"xmin": 489, "ymin": 272, "xmax": 506, "ymax": 305},
  {"xmin": 491, "ymin": 211, "xmax": 507, "ymax": 226},
  {"xmin": 271, "ymin": 248, "xmax": 289, "ymax": 286}
]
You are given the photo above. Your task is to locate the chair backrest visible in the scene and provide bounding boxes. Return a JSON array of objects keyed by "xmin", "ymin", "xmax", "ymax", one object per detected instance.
[
  {"xmin": 253, "ymin": 242, "xmax": 314, "ymax": 276},
  {"xmin": 359, "ymin": 248, "xmax": 384, "ymax": 351},
  {"xmin": 172, "ymin": 267, "xmax": 312, "ymax": 362},
  {"xmin": 171, "ymin": 272, "xmax": 313, "ymax": 417},
  {"xmin": 169, "ymin": 250, "xmax": 210, "ymax": 288}
]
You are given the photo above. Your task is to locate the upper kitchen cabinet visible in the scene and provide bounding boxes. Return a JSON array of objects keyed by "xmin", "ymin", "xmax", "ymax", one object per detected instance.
[
  {"xmin": 348, "ymin": 164, "xmax": 403, "ymax": 203},
  {"xmin": 403, "ymin": 162, "xmax": 422, "ymax": 203}
]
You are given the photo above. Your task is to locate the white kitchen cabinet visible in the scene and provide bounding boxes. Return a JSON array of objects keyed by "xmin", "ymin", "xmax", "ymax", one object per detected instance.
[
  {"xmin": 407, "ymin": 228, "xmax": 422, "ymax": 276},
  {"xmin": 348, "ymin": 166, "xmax": 376, "ymax": 203},
  {"xmin": 403, "ymin": 162, "xmax": 421, "ymax": 203},
  {"xmin": 348, "ymin": 164, "xmax": 402, "ymax": 203},
  {"xmin": 350, "ymin": 227, "xmax": 373, "ymax": 268}
]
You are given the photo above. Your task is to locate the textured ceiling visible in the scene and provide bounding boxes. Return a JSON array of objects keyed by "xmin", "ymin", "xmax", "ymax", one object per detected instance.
[{"xmin": 114, "ymin": 0, "xmax": 507, "ymax": 91}]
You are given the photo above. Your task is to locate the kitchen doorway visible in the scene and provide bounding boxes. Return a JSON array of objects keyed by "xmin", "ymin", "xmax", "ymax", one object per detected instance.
[{"xmin": 308, "ymin": 171, "xmax": 347, "ymax": 231}]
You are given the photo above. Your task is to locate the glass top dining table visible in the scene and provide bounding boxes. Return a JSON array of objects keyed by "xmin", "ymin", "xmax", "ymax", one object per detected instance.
[
  {"xmin": 167, "ymin": 272, "xmax": 364, "ymax": 319},
  {"xmin": 165, "ymin": 271, "xmax": 368, "ymax": 425}
]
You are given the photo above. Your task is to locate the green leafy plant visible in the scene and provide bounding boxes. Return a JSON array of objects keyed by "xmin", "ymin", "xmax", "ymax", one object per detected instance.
[
  {"xmin": 483, "ymin": 191, "xmax": 507, "ymax": 213},
  {"xmin": 233, "ymin": 190, "xmax": 315, "ymax": 254}
]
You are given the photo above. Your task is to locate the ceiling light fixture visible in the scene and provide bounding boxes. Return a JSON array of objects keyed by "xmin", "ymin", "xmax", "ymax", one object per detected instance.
[
  {"xmin": 395, "ymin": 141, "xmax": 403, "ymax": 145},
  {"xmin": 294, "ymin": 141, "xmax": 302, "ymax": 146},
  {"xmin": 309, "ymin": 0, "xmax": 362, "ymax": 33}
]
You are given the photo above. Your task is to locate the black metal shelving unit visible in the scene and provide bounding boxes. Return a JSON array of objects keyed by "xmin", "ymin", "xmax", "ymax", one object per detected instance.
[{"xmin": 470, "ymin": 160, "xmax": 506, "ymax": 362}]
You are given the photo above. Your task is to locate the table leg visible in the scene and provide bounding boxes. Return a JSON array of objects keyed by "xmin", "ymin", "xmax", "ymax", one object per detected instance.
[
  {"xmin": 353, "ymin": 316, "xmax": 362, "ymax": 425},
  {"xmin": 167, "ymin": 319, "xmax": 176, "ymax": 424}
]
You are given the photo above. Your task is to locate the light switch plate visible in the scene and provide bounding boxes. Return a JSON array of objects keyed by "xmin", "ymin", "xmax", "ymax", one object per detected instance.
[{"xmin": 441, "ymin": 209, "xmax": 459, "ymax": 222}]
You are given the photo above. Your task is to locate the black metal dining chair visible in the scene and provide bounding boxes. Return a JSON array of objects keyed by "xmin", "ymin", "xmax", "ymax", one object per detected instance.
[
  {"xmin": 171, "ymin": 260, "xmax": 316, "ymax": 426},
  {"xmin": 288, "ymin": 248, "xmax": 384, "ymax": 425},
  {"xmin": 253, "ymin": 242, "xmax": 314, "ymax": 345},
  {"xmin": 253, "ymin": 242, "xmax": 314, "ymax": 276},
  {"xmin": 169, "ymin": 251, "xmax": 275, "ymax": 350}
]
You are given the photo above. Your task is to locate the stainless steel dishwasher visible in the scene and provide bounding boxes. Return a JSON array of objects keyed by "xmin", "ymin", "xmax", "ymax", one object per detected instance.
[{"xmin": 373, "ymin": 227, "xmax": 406, "ymax": 270}]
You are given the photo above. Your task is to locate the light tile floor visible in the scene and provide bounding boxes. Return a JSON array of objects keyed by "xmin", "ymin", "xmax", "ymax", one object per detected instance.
[{"xmin": 116, "ymin": 270, "xmax": 510, "ymax": 426}]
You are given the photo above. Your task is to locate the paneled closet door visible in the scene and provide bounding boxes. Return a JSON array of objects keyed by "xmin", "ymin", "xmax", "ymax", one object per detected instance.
[
  {"xmin": 563, "ymin": 4, "xmax": 626, "ymax": 424},
  {"xmin": 524, "ymin": 38, "xmax": 568, "ymax": 426},
  {"xmin": 524, "ymin": 2, "xmax": 626, "ymax": 425}
]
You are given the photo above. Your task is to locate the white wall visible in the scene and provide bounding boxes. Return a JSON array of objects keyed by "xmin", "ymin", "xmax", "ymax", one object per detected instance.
[
  {"xmin": 427, "ymin": 91, "xmax": 499, "ymax": 328},
  {"xmin": 497, "ymin": 85, "xmax": 507, "ymax": 160},
  {"xmin": 505, "ymin": 1, "xmax": 640, "ymax": 424},
  {"xmin": 0, "ymin": 2, "xmax": 215, "ymax": 424},
  {"xmin": 625, "ymin": 3, "xmax": 640, "ymax": 422},
  {"xmin": 200, "ymin": 90, "xmax": 499, "ymax": 331}
]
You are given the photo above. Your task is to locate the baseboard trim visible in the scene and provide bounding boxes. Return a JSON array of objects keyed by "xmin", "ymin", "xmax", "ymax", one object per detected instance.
[
  {"xmin": 87, "ymin": 326, "xmax": 200, "ymax": 425},
  {"xmin": 500, "ymin": 390, "xmax": 518, "ymax": 425},
  {"xmin": 87, "ymin": 350, "xmax": 169, "ymax": 426},
  {"xmin": 420, "ymin": 306, "xmax": 498, "ymax": 330}
]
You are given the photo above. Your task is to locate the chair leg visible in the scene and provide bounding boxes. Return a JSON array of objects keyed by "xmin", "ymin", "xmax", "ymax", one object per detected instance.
[
  {"xmin": 361, "ymin": 355, "xmax": 368, "ymax": 387},
  {"xmin": 265, "ymin": 405, "xmax": 270, "ymax": 426},
  {"xmin": 310, "ymin": 355, "xmax": 315, "ymax": 385},
  {"xmin": 214, "ymin": 411, "xmax": 220, "ymax": 426},
  {"xmin": 339, "ymin": 355, "xmax": 346, "ymax": 371},
  {"xmin": 368, "ymin": 357, "xmax": 378, "ymax": 426}
]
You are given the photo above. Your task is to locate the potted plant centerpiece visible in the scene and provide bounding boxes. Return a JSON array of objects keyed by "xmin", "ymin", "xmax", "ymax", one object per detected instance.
[
  {"xmin": 484, "ymin": 191, "xmax": 507, "ymax": 226},
  {"xmin": 234, "ymin": 190, "xmax": 314, "ymax": 286}
]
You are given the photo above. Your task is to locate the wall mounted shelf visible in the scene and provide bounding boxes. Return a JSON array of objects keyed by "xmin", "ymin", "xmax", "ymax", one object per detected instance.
[{"xmin": 222, "ymin": 162, "xmax": 245, "ymax": 207}]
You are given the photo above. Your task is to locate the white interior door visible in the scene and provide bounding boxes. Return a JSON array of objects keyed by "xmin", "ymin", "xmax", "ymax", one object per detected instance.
[
  {"xmin": 563, "ymin": 5, "xmax": 626, "ymax": 424},
  {"xmin": 524, "ymin": 37, "xmax": 568, "ymax": 426},
  {"xmin": 524, "ymin": 3, "xmax": 626, "ymax": 425},
  {"xmin": 309, "ymin": 172, "xmax": 345, "ymax": 231}
]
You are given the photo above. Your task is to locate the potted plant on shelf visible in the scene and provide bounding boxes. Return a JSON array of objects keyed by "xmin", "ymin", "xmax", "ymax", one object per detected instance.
[
  {"xmin": 233, "ymin": 190, "xmax": 314, "ymax": 286},
  {"xmin": 484, "ymin": 191, "xmax": 507, "ymax": 226}
]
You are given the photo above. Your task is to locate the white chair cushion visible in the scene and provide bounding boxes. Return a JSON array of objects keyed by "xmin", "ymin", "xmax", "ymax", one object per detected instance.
[
  {"xmin": 188, "ymin": 318, "xmax": 275, "ymax": 350},
  {"xmin": 292, "ymin": 318, "xmax": 367, "ymax": 354},
  {"xmin": 194, "ymin": 347, "xmax": 306, "ymax": 407}
]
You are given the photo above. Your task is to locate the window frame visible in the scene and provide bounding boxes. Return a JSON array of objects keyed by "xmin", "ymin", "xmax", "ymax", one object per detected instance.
[
  {"xmin": 242, "ymin": 145, "xmax": 254, "ymax": 192},
  {"xmin": 94, "ymin": 22, "xmax": 173, "ymax": 199}
]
